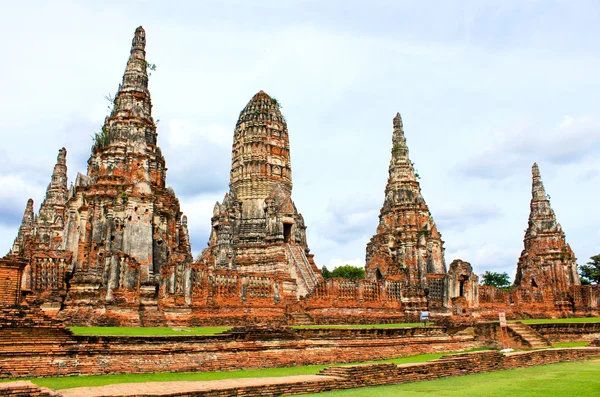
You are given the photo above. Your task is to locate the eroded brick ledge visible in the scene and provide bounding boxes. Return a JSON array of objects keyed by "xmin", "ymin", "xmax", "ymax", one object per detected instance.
[{"xmin": 1, "ymin": 348, "xmax": 598, "ymax": 397}]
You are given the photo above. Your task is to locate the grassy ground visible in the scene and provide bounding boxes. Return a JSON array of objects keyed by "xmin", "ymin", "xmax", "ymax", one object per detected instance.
[
  {"xmin": 292, "ymin": 322, "xmax": 431, "ymax": 329},
  {"xmin": 67, "ymin": 323, "xmax": 433, "ymax": 336},
  {"xmin": 296, "ymin": 360, "xmax": 600, "ymax": 397},
  {"xmin": 68, "ymin": 326, "xmax": 231, "ymax": 336},
  {"xmin": 67, "ymin": 317, "xmax": 600, "ymax": 336},
  {"xmin": 8, "ymin": 348, "xmax": 491, "ymax": 390},
  {"xmin": 518, "ymin": 317, "xmax": 600, "ymax": 324},
  {"xmin": 551, "ymin": 341, "xmax": 591, "ymax": 348}
]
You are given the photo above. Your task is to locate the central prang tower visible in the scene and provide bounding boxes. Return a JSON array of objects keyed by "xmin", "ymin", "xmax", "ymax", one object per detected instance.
[{"xmin": 197, "ymin": 91, "xmax": 322, "ymax": 298}]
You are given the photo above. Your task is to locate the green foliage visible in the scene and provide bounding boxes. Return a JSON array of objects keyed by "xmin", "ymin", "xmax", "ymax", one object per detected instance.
[
  {"xmin": 143, "ymin": 60, "xmax": 157, "ymax": 76},
  {"xmin": 321, "ymin": 265, "xmax": 331, "ymax": 279},
  {"xmin": 392, "ymin": 143, "xmax": 401, "ymax": 155},
  {"xmin": 92, "ymin": 126, "xmax": 110, "ymax": 149},
  {"xmin": 120, "ymin": 190, "xmax": 128, "ymax": 204},
  {"xmin": 322, "ymin": 265, "xmax": 365, "ymax": 280},
  {"xmin": 480, "ymin": 271, "xmax": 511, "ymax": 288},
  {"xmin": 579, "ymin": 254, "xmax": 600, "ymax": 285},
  {"xmin": 69, "ymin": 326, "xmax": 230, "ymax": 336},
  {"xmin": 271, "ymin": 97, "xmax": 281, "ymax": 107},
  {"xmin": 519, "ymin": 317, "xmax": 600, "ymax": 325}
]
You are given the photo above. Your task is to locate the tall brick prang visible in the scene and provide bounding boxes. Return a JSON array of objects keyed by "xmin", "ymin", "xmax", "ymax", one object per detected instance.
[
  {"xmin": 365, "ymin": 113, "xmax": 446, "ymax": 288},
  {"xmin": 514, "ymin": 163, "xmax": 580, "ymax": 290},
  {"xmin": 197, "ymin": 91, "xmax": 322, "ymax": 298}
]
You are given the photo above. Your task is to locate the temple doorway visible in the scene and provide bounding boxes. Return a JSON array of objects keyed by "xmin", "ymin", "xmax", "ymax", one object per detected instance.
[{"xmin": 283, "ymin": 223, "xmax": 292, "ymax": 243}]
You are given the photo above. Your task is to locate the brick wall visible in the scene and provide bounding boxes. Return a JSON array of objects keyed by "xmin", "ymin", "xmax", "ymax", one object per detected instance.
[
  {"xmin": 529, "ymin": 322, "xmax": 600, "ymax": 342},
  {"xmin": 1, "ymin": 348, "xmax": 597, "ymax": 397},
  {"xmin": 0, "ymin": 322, "xmax": 481, "ymax": 379},
  {"xmin": 0, "ymin": 259, "xmax": 26, "ymax": 307}
]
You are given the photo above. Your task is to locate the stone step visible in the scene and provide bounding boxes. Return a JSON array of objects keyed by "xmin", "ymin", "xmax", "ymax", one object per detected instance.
[{"xmin": 506, "ymin": 322, "xmax": 551, "ymax": 348}]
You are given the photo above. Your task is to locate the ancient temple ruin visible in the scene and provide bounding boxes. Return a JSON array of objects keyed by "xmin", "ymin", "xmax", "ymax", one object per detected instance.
[
  {"xmin": 514, "ymin": 163, "xmax": 580, "ymax": 290},
  {"xmin": 196, "ymin": 91, "xmax": 322, "ymax": 299},
  {"xmin": 63, "ymin": 26, "xmax": 192, "ymax": 312},
  {"xmin": 3, "ymin": 26, "xmax": 597, "ymax": 325},
  {"xmin": 365, "ymin": 113, "xmax": 446, "ymax": 286},
  {"xmin": 9, "ymin": 27, "xmax": 193, "ymax": 323}
]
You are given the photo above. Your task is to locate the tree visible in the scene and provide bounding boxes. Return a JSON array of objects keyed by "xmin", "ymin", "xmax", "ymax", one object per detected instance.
[
  {"xmin": 579, "ymin": 255, "xmax": 600, "ymax": 285},
  {"xmin": 321, "ymin": 265, "xmax": 365, "ymax": 280},
  {"xmin": 321, "ymin": 266, "xmax": 331, "ymax": 280},
  {"xmin": 480, "ymin": 271, "xmax": 511, "ymax": 289}
]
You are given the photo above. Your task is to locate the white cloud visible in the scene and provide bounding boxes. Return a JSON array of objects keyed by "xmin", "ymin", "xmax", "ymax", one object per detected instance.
[
  {"xmin": 167, "ymin": 120, "xmax": 230, "ymax": 148},
  {"xmin": 0, "ymin": 1, "xmax": 598, "ymax": 275},
  {"xmin": 326, "ymin": 258, "xmax": 365, "ymax": 270}
]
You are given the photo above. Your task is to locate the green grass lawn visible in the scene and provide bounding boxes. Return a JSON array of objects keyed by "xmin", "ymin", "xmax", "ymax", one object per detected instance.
[
  {"xmin": 67, "ymin": 317, "xmax": 600, "ymax": 337},
  {"xmin": 551, "ymin": 341, "xmax": 590, "ymax": 348},
  {"xmin": 517, "ymin": 317, "xmax": 600, "ymax": 324},
  {"xmin": 68, "ymin": 326, "xmax": 231, "ymax": 336},
  {"xmin": 67, "ymin": 323, "xmax": 434, "ymax": 336},
  {"xmin": 293, "ymin": 322, "xmax": 431, "ymax": 329},
  {"xmin": 8, "ymin": 348, "xmax": 490, "ymax": 390},
  {"xmin": 296, "ymin": 360, "xmax": 600, "ymax": 397}
]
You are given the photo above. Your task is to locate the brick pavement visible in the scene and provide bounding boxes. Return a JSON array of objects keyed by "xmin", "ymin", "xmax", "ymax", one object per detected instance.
[{"xmin": 59, "ymin": 375, "xmax": 340, "ymax": 397}]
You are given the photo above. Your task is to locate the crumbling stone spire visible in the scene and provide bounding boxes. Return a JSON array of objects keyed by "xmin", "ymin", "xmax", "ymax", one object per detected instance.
[
  {"xmin": 62, "ymin": 26, "xmax": 192, "ymax": 318},
  {"xmin": 365, "ymin": 113, "xmax": 446, "ymax": 287},
  {"xmin": 38, "ymin": 149, "xmax": 68, "ymax": 224},
  {"xmin": 34, "ymin": 148, "xmax": 68, "ymax": 249},
  {"xmin": 230, "ymin": 91, "xmax": 292, "ymax": 203},
  {"xmin": 10, "ymin": 199, "xmax": 35, "ymax": 255},
  {"xmin": 198, "ymin": 90, "xmax": 321, "ymax": 298},
  {"xmin": 386, "ymin": 113, "xmax": 421, "ymax": 201},
  {"xmin": 514, "ymin": 163, "xmax": 580, "ymax": 289},
  {"xmin": 525, "ymin": 163, "xmax": 557, "ymax": 242},
  {"xmin": 99, "ymin": 26, "xmax": 156, "ymax": 148}
]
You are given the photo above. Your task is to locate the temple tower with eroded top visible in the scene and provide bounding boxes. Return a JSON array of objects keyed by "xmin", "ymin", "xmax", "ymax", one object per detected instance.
[{"xmin": 197, "ymin": 91, "xmax": 321, "ymax": 298}]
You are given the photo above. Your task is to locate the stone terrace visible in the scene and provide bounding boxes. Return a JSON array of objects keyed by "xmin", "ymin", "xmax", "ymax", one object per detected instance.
[{"xmin": 1, "ymin": 348, "xmax": 598, "ymax": 397}]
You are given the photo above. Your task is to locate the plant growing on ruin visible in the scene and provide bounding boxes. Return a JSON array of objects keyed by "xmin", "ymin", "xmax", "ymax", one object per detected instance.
[
  {"xmin": 271, "ymin": 97, "xmax": 280, "ymax": 108},
  {"xmin": 120, "ymin": 191, "xmax": 128, "ymax": 204},
  {"xmin": 92, "ymin": 126, "xmax": 111, "ymax": 150},
  {"xmin": 392, "ymin": 144, "xmax": 401, "ymax": 155},
  {"xmin": 143, "ymin": 61, "xmax": 157, "ymax": 76}
]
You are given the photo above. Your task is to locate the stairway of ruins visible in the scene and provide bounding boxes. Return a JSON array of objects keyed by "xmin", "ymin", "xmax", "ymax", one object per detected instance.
[
  {"xmin": 288, "ymin": 311, "xmax": 315, "ymax": 326},
  {"xmin": 287, "ymin": 245, "xmax": 319, "ymax": 294},
  {"xmin": 506, "ymin": 322, "xmax": 551, "ymax": 348},
  {"xmin": 139, "ymin": 305, "xmax": 167, "ymax": 327}
]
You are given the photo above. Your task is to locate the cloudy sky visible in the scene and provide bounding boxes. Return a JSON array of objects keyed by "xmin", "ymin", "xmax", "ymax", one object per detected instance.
[{"xmin": 1, "ymin": 0, "xmax": 598, "ymax": 280}]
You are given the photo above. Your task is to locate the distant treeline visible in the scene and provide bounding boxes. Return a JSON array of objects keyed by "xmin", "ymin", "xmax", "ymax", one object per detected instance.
[{"xmin": 321, "ymin": 265, "xmax": 365, "ymax": 280}]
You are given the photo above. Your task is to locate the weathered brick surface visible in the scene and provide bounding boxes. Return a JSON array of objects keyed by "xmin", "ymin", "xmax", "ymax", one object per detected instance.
[
  {"xmin": 0, "ymin": 323, "xmax": 481, "ymax": 379},
  {"xmin": 0, "ymin": 381, "xmax": 58, "ymax": 396},
  {"xmin": 529, "ymin": 322, "xmax": 600, "ymax": 342},
  {"xmin": 6, "ymin": 348, "xmax": 598, "ymax": 397},
  {"xmin": 0, "ymin": 259, "xmax": 26, "ymax": 307}
]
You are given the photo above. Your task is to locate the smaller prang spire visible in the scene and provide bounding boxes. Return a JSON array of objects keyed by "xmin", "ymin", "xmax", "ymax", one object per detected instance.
[
  {"xmin": 38, "ymin": 148, "xmax": 68, "ymax": 222},
  {"xmin": 36, "ymin": 148, "xmax": 69, "ymax": 248},
  {"xmin": 10, "ymin": 198, "xmax": 35, "ymax": 255},
  {"xmin": 515, "ymin": 162, "xmax": 581, "ymax": 289}
]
